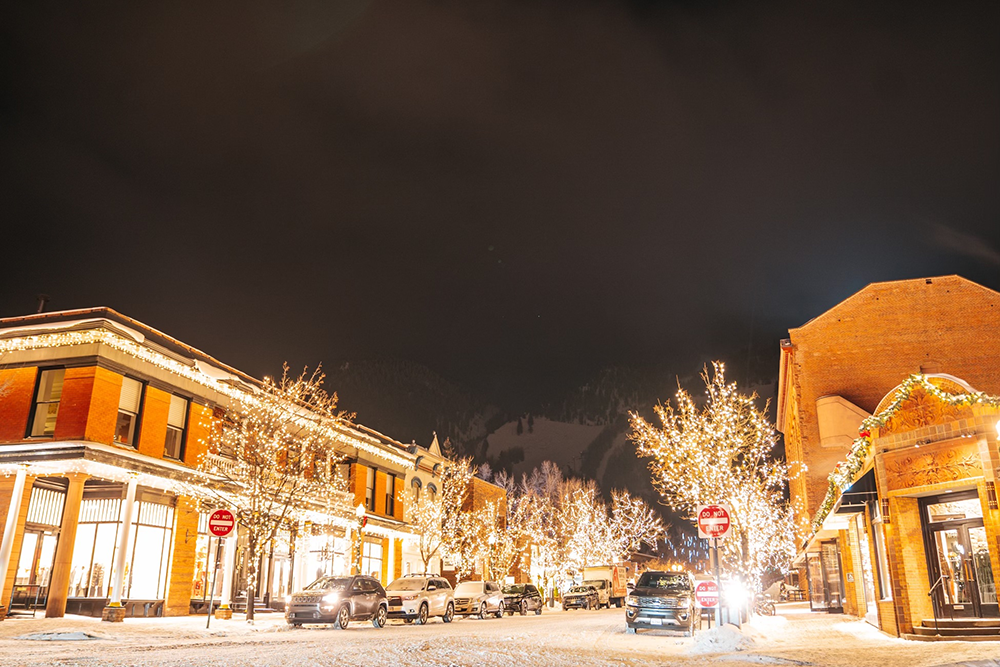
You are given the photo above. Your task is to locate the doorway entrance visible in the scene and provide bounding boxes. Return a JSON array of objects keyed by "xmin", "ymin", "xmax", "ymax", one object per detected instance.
[{"xmin": 922, "ymin": 491, "xmax": 998, "ymax": 618}]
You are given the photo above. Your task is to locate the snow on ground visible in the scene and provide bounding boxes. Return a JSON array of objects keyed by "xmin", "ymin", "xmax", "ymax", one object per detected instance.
[{"xmin": 2, "ymin": 602, "xmax": 1000, "ymax": 666}]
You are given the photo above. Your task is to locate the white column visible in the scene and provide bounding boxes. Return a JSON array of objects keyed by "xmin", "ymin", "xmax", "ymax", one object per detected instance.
[
  {"xmin": 387, "ymin": 537, "xmax": 396, "ymax": 584},
  {"xmin": 220, "ymin": 531, "xmax": 237, "ymax": 608},
  {"xmin": 108, "ymin": 476, "xmax": 138, "ymax": 606},
  {"xmin": 0, "ymin": 467, "xmax": 28, "ymax": 607}
]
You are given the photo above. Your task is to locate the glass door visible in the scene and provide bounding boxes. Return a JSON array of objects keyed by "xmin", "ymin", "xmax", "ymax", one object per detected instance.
[{"xmin": 924, "ymin": 492, "xmax": 998, "ymax": 618}]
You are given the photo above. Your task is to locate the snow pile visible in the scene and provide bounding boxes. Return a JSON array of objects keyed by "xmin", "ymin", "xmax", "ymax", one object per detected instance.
[
  {"xmin": 17, "ymin": 631, "xmax": 104, "ymax": 641},
  {"xmin": 689, "ymin": 624, "xmax": 755, "ymax": 654}
]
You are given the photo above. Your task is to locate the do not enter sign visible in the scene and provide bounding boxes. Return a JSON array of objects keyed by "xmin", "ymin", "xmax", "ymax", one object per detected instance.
[
  {"xmin": 695, "ymin": 581, "xmax": 719, "ymax": 608},
  {"xmin": 208, "ymin": 509, "xmax": 235, "ymax": 537},
  {"xmin": 696, "ymin": 504, "xmax": 732, "ymax": 540}
]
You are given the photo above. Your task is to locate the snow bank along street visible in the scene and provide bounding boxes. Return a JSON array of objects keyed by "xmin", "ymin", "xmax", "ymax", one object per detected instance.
[{"xmin": 2, "ymin": 604, "xmax": 1000, "ymax": 667}]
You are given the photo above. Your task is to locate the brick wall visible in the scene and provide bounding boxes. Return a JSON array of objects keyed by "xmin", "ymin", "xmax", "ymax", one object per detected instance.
[
  {"xmin": 84, "ymin": 367, "xmax": 122, "ymax": 445},
  {"xmin": 785, "ymin": 276, "xmax": 1000, "ymax": 522},
  {"xmin": 0, "ymin": 367, "xmax": 36, "ymax": 441},
  {"xmin": 52, "ymin": 367, "xmax": 97, "ymax": 441},
  {"xmin": 165, "ymin": 496, "xmax": 199, "ymax": 616},
  {"xmin": 184, "ymin": 403, "xmax": 214, "ymax": 467},
  {"xmin": 136, "ymin": 386, "xmax": 170, "ymax": 459}
]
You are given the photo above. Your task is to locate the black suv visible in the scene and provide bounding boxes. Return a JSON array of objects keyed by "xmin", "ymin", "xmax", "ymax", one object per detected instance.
[
  {"xmin": 285, "ymin": 575, "xmax": 388, "ymax": 629},
  {"xmin": 625, "ymin": 571, "xmax": 695, "ymax": 635},
  {"xmin": 502, "ymin": 583, "xmax": 544, "ymax": 616}
]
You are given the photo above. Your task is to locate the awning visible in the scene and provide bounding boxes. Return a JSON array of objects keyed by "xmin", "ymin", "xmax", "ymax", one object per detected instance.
[{"xmin": 833, "ymin": 468, "xmax": 877, "ymax": 515}]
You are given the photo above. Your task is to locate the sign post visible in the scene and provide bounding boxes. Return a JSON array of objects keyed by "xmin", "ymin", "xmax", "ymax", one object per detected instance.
[
  {"xmin": 206, "ymin": 509, "xmax": 236, "ymax": 629},
  {"xmin": 697, "ymin": 504, "xmax": 731, "ymax": 627}
]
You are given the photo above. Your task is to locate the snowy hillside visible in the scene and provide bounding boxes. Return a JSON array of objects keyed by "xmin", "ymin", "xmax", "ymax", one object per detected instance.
[{"xmin": 484, "ymin": 417, "xmax": 605, "ymax": 480}]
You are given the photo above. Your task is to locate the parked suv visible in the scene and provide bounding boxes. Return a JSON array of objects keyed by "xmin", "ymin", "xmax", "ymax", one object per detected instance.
[
  {"xmin": 625, "ymin": 570, "xmax": 695, "ymax": 635},
  {"xmin": 562, "ymin": 585, "xmax": 599, "ymax": 610},
  {"xmin": 285, "ymin": 575, "xmax": 388, "ymax": 629},
  {"xmin": 386, "ymin": 574, "xmax": 455, "ymax": 624},
  {"xmin": 453, "ymin": 581, "xmax": 505, "ymax": 618},
  {"xmin": 502, "ymin": 583, "xmax": 544, "ymax": 616}
]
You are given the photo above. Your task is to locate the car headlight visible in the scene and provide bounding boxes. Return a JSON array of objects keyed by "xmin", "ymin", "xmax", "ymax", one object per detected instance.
[
  {"xmin": 284, "ymin": 595, "xmax": 292, "ymax": 604},
  {"xmin": 626, "ymin": 595, "xmax": 638, "ymax": 607},
  {"xmin": 323, "ymin": 593, "xmax": 339, "ymax": 604},
  {"xmin": 400, "ymin": 594, "xmax": 417, "ymax": 601}
]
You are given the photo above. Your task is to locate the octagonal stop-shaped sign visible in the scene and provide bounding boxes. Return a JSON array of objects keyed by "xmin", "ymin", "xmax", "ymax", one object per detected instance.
[
  {"xmin": 208, "ymin": 509, "xmax": 235, "ymax": 537},
  {"xmin": 696, "ymin": 503, "xmax": 732, "ymax": 540},
  {"xmin": 695, "ymin": 580, "xmax": 719, "ymax": 608}
]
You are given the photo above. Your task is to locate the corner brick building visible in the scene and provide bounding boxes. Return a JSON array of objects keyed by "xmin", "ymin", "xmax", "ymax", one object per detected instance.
[
  {"xmin": 778, "ymin": 276, "xmax": 1000, "ymax": 639},
  {"xmin": 0, "ymin": 308, "xmax": 459, "ymax": 621}
]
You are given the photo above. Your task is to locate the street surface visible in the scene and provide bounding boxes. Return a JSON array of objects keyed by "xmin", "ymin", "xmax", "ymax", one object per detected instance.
[{"xmin": 1, "ymin": 603, "xmax": 999, "ymax": 666}]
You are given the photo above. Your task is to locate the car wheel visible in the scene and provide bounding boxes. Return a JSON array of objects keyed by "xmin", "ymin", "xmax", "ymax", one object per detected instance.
[
  {"xmin": 534, "ymin": 605, "xmax": 542, "ymax": 616},
  {"xmin": 415, "ymin": 603, "xmax": 429, "ymax": 625},
  {"xmin": 583, "ymin": 600, "xmax": 590, "ymax": 610},
  {"xmin": 372, "ymin": 605, "xmax": 387, "ymax": 629},
  {"xmin": 478, "ymin": 603, "xmax": 488, "ymax": 620},
  {"xmin": 334, "ymin": 605, "xmax": 350, "ymax": 630},
  {"xmin": 442, "ymin": 602, "xmax": 454, "ymax": 623},
  {"xmin": 495, "ymin": 602, "xmax": 504, "ymax": 619},
  {"xmin": 519, "ymin": 602, "xmax": 527, "ymax": 616}
]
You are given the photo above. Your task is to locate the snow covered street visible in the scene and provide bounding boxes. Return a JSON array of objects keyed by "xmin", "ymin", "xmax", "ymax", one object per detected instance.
[{"xmin": 1, "ymin": 603, "xmax": 1000, "ymax": 667}]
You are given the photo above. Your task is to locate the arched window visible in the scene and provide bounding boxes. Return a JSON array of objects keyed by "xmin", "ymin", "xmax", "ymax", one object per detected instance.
[
  {"xmin": 426, "ymin": 483, "xmax": 438, "ymax": 502},
  {"xmin": 411, "ymin": 477, "xmax": 422, "ymax": 503}
]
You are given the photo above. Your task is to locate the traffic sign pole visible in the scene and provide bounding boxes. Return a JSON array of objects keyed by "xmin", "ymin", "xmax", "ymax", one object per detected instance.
[
  {"xmin": 206, "ymin": 536, "xmax": 221, "ymax": 628},
  {"xmin": 205, "ymin": 509, "xmax": 236, "ymax": 628},
  {"xmin": 713, "ymin": 537, "xmax": 721, "ymax": 627}
]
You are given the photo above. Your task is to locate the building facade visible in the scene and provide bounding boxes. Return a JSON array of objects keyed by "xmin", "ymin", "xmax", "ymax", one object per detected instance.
[
  {"xmin": 778, "ymin": 276, "xmax": 1000, "ymax": 637},
  {"xmin": 0, "ymin": 308, "xmax": 454, "ymax": 620}
]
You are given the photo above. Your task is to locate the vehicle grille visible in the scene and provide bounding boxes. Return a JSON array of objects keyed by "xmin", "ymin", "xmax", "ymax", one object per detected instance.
[
  {"xmin": 638, "ymin": 597, "xmax": 683, "ymax": 608},
  {"xmin": 455, "ymin": 598, "xmax": 470, "ymax": 604},
  {"xmin": 292, "ymin": 595, "xmax": 322, "ymax": 604},
  {"xmin": 388, "ymin": 596, "xmax": 402, "ymax": 606}
]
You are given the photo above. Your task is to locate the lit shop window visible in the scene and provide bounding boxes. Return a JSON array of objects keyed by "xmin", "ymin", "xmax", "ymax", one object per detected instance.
[
  {"xmin": 29, "ymin": 368, "xmax": 65, "ymax": 437},
  {"xmin": 115, "ymin": 378, "xmax": 143, "ymax": 447},
  {"xmin": 361, "ymin": 539, "xmax": 383, "ymax": 581},
  {"xmin": 163, "ymin": 395, "xmax": 188, "ymax": 460}
]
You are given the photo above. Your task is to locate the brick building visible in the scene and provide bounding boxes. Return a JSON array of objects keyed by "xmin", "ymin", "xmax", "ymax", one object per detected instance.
[
  {"xmin": 0, "ymin": 308, "xmax": 456, "ymax": 621},
  {"xmin": 778, "ymin": 276, "xmax": 1000, "ymax": 638}
]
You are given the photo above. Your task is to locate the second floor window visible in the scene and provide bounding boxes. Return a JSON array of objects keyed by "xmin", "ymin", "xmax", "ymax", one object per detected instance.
[
  {"xmin": 163, "ymin": 395, "xmax": 188, "ymax": 460},
  {"xmin": 29, "ymin": 368, "xmax": 65, "ymax": 437},
  {"xmin": 365, "ymin": 467, "xmax": 376, "ymax": 512},
  {"xmin": 114, "ymin": 377, "xmax": 143, "ymax": 447},
  {"xmin": 385, "ymin": 473, "xmax": 396, "ymax": 516}
]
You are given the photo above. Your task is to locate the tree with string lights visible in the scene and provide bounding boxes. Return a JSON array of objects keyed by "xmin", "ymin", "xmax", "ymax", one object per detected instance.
[
  {"xmin": 628, "ymin": 362, "xmax": 796, "ymax": 591},
  {"xmin": 408, "ymin": 456, "xmax": 475, "ymax": 573},
  {"xmin": 199, "ymin": 365, "xmax": 353, "ymax": 622}
]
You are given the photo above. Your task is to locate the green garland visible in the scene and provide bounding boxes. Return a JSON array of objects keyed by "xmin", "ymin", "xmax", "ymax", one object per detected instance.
[{"xmin": 810, "ymin": 375, "xmax": 1000, "ymax": 533}]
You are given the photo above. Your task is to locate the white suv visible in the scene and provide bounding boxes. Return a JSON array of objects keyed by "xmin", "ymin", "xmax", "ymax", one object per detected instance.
[{"xmin": 386, "ymin": 574, "xmax": 455, "ymax": 624}]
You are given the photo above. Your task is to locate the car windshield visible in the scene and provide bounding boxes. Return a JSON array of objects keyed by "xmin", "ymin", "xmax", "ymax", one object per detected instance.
[
  {"xmin": 583, "ymin": 580, "xmax": 607, "ymax": 589},
  {"xmin": 503, "ymin": 585, "xmax": 525, "ymax": 594},
  {"xmin": 454, "ymin": 582, "xmax": 484, "ymax": 596},
  {"xmin": 637, "ymin": 572, "xmax": 690, "ymax": 591},
  {"xmin": 387, "ymin": 579, "xmax": 426, "ymax": 591},
  {"xmin": 569, "ymin": 586, "xmax": 592, "ymax": 594},
  {"xmin": 304, "ymin": 576, "xmax": 351, "ymax": 591}
]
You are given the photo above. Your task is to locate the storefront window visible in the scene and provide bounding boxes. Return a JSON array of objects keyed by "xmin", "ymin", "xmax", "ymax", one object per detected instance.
[
  {"xmin": 68, "ymin": 493, "xmax": 175, "ymax": 600},
  {"xmin": 362, "ymin": 539, "xmax": 383, "ymax": 581},
  {"xmin": 927, "ymin": 498, "xmax": 983, "ymax": 523}
]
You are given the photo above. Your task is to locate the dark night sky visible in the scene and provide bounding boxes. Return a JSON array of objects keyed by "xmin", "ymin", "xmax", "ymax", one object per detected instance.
[{"xmin": 1, "ymin": 1, "xmax": 998, "ymax": 411}]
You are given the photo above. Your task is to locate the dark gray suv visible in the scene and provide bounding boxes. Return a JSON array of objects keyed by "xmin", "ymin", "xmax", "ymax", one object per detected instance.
[
  {"xmin": 285, "ymin": 575, "xmax": 388, "ymax": 629},
  {"xmin": 625, "ymin": 571, "xmax": 695, "ymax": 635}
]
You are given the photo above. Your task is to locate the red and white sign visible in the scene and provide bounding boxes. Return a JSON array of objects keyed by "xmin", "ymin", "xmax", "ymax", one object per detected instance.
[
  {"xmin": 695, "ymin": 580, "xmax": 719, "ymax": 608},
  {"xmin": 208, "ymin": 509, "xmax": 236, "ymax": 537},
  {"xmin": 696, "ymin": 504, "xmax": 732, "ymax": 540}
]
